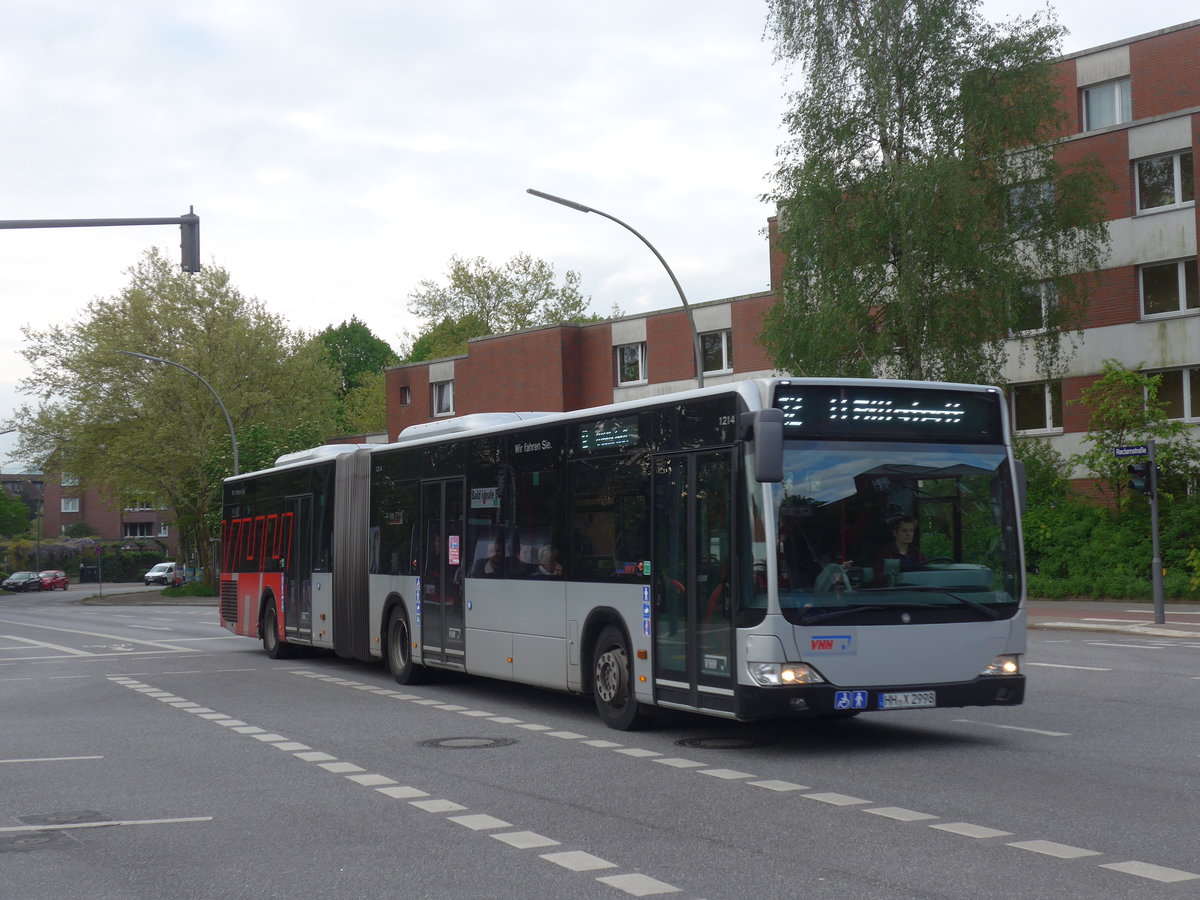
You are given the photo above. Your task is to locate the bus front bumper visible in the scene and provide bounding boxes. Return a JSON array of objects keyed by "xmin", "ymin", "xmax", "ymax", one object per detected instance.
[{"xmin": 736, "ymin": 676, "xmax": 1025, "ymax": 720}]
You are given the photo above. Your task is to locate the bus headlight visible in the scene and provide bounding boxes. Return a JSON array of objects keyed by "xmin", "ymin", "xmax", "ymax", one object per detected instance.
[
  {"xmin": 748, "ymin": 662, "xmax": 826, "ymax": 687},
  {"xmin": 980, "ymin": 654, "xmax": 1021, "ymax": 676}
]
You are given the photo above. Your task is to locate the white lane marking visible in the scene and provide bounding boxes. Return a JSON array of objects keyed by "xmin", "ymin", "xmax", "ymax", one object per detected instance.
[
  {"xmin": 582, "ymin": 739, "xmax": 622, "ymax": 748},
  {"xmin": 1085, "ymin": 642, "xmax": 1167, "ymax": 650},
  {"xmin": 699, "ymin": 768, "xmax": 753, "ymax": 780},
  {"xmin": 294, "ymin": 751, "xmax": 336, "ymax": 762},
  {"xmin": 614, "ymin": 748, "xmax": 661, "ymax": 758},
  {"xmin": 410, "ymin": 798, "xmax": 467, "ymax": 813},
  {"xmin": 804, "ymin": 792, "xmax": 870, "ymax": 806},
  {"xmin": 952, "ymin": 719, "xmax": 1070, "ymax": 737},
  {"xmin": 596, "ymin": 872, "xmax": 682, "ymax": 896},
  {"xmin": 749, "ymin": 780, "xmax": 808, "ymax": 792},
  {"xmin": 1008, "ymin": 840, "xmax": 1101, "ymax": 859},
  {"xmin": 448, "ymin": 813, "xmax": 512, "ymax": 831},
  {"xmin": 1100, "ymin": 861, "xmax": 1200, "ymax": 883},
  {"xmin": 126, "ymin": 625, "xmax": 174, "ymax": 631},
  {"xmin": 457, "ymin": 709, "xmax": 495, "ymax": 717},
  {"xmin": 0, "ymin": 816, "xmax": 212, "ymax": 833},
  {"xmin": 319, "ymin": 762, "xmax": 365, "ymax": 774},
  {"xmin": 865, "ymin": 807, "xmax": 937, "ymax": 822},
  {"xmin": 930, "ymin": 822, "xmax": 1012, "ymax": 838},
  {"xmin": 653, "ymin": 758, "xmax": 706, "ymax": 769},
  {"xmin": 0, "ymin": 618, "xmax": 193, "ymax": 652},
  {"xmin": 0, "ymin": 756, "xmax": 103, "ymax": 764},
  {"xmin": 545, "ymin": 730, "xmax": 586, "ymax": 739},
  {"xmin": 515, "ymin": 723, "xmax": 552, "ymax": 731},
  {"xmin": 1125, "ymin": 609, "xmax": 1200, "ymax": 616},
  {"xmin": 272, "ymin": 742, "xmax": 311, "ymax": 751},
  {"xmin": 487, "ymin": 716, "xmax": 523, "ymax": 724},
  {"xmin": 492, "ymin": 831, "xmax": 560, "ymax": 849},
  {"xmin": 1028, "ymin": 662, "xmax": 1111, "ymax": 671},
  {"xmin": 1, "ymin": 634, "xmax": 92, "ymax": 656},
  {"xmin": 541, "ymin": 850, "xmax": 618, "ymax": 872},
  {"xmin": 376, "ymin": 786, "xmax": 429, "ymax": 799},
  {"xmin": 347, "ymin": 774, "xmax": 396, "ymax": 787}
]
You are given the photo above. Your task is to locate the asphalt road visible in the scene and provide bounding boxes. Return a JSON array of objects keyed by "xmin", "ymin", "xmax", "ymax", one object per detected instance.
[{"xmin": 2, "ymin": 593, "xmax": 1198, "ymax": 898}]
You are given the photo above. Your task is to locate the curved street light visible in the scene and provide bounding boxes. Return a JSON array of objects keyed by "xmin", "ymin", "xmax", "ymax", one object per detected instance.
[
  {"xmin": 118, "ymin": 351, "xmax": 239, "ymax": 475},
  {"xmin": 527, "ymin": 188, "xmax": 705, "ymax": 388}
]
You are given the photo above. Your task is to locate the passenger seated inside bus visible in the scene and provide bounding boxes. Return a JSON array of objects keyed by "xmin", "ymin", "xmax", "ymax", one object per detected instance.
[
  {"xmin": 535, "ymin": 545, "xmax": 562, "ymax": 577},
  {"xmin": 471, "ymin": 539, "xmax": 506, "ymax": 577}
]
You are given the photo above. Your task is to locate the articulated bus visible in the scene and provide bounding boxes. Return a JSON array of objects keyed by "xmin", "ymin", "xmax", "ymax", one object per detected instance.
[{"xmin": 219, "ymin": 377, "xmax": 1026, "ymax": 729}]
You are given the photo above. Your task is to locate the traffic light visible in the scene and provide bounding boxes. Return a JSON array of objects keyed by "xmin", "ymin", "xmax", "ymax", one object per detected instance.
[
  {"xmin": 180, "ymin": 207, "xmax": 200, "ymax": 273},
  {"xmin": 1127, "ymin": 460, "xmax": 1153, "ymax": 496}
]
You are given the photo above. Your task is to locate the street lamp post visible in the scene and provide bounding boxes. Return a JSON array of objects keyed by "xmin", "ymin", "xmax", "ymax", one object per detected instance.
[
  {"xmin": 527, "ymin": 188, "xmax": 705, "ymax": 388},
  {"xmin": 117, "ymin": 351, "xmax": 239, "ymax": 475}
]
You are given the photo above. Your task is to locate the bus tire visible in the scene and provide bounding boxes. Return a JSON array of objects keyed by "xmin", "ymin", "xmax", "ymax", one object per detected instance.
[
  {"xmin": 592, "ymin": 625, "xmax": 653, "ymax": 731},
  {"xmin": 261, "ymin": 602, "xmax": 291, "ymax": 659},
  {"xmin": 386, "ymin": 607, "xmax": 428, "ymax": 685}
]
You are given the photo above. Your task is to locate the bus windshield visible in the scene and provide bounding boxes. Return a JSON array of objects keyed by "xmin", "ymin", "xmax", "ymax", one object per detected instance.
[{"xmin": 771, "ymin": 441, "xmax": 1021, "ymax": 626}]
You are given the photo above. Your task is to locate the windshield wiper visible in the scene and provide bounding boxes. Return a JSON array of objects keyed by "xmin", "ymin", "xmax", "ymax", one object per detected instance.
[
  {"xmin": 899, "ymin": 587, "xmax": 1003, "ymax": 620},
  {"xmin": 797, "ymin": 604, "xmax": 888, "ymax": 626}
]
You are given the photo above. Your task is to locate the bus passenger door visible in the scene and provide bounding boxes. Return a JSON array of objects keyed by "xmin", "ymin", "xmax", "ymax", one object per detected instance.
[
  {"xmin": 420, "ymin": 479, "xmax": 466, "ymax": 666},
  {"xmin": 284, "ymin": 495, "xmax": 312, "ymax": 640},
  {"xmin": 652, "ymin": 450, "xmax": 735, "ymax": 714}
]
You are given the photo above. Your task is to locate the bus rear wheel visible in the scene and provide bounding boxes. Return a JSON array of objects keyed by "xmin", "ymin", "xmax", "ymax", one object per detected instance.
[
  {"xmin": 386, "ymin": 607, "xmax": 428, "ymax": 685},
  {"xmin": 592, "ymin": 625, "xmax": 653, "ymax": 731},
  {"xmin": 261, "ymin": 603, "xmax": 291, "ymax": 659}
]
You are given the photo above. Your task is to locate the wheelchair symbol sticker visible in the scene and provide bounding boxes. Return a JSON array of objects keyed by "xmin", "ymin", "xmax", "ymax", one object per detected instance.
[{"xmin": 833, "ymin": 690, "xmax": 868, "ymax": 710}]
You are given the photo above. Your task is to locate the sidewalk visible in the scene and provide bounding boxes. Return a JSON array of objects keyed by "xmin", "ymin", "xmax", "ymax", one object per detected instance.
[{"xmin": 1028, "ymin": 599, "xmax": 1200, "ymax": 638}]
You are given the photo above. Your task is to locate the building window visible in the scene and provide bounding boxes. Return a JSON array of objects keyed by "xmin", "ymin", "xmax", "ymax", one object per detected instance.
[
  {"xmin": 61, "ymin": 473, "xmax": 79, "ymax": 487},
  {"xmin": 1150, "ymin": 368, "xmax": 1200, "ymax": 420},
  {"xmin": 1007, "ymin": 179, "xmax": 1054, "ymax": 235},
  {"xmin": 1140, "ymin": 259, "xmax": 1199, "ymax": 316},
  {"xmin": 159, "ymin": 522, "xmax": 170, "ymax": 537},
  {"xmin": 616, "ymin": 343, "xmax": 647, "ymax": 385},
  {"xmin": 701, "ymin": 330, "xmax": 734, "ymax": 374},
  {"xmin": 123, "ymin": 522, "xmax": 155, "ymax": 539},
  {"xmin": 1082, "ymin": 78, "xmax": 1130, "ymax": 131},
  {"xmin": 1136, "ymin": 150, "xmax": 1194, "ymax": 213},
  {"xmin": 61, "ymin": 497, "xmax": 79, "ymax": 513},
  {"xmin": 397, "ymin": 385, "xmax": 411, "ymax": 406},
  {"xmin": 1010, "ymin": 281, "xmax": 1058, "ymax": 334},
  {"xmin": 432, "ymin": 381, "xmax": 454, "ymax": 417},
  {"xmin": 1012, "ymin": 382, "xmax": 1062, "ymax": 433}
]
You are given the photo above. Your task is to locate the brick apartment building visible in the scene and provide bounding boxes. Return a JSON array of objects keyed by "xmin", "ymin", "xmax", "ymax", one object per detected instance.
[
  {"xmin": 386, "ymin": 19, "xmax": 1200, "ymax": 478},
  {"xmin": 1, "ymin": 472, "xmax": 180, "ymax": 558}
]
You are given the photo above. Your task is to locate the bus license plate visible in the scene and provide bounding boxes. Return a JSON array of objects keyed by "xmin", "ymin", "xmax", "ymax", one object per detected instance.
[{"xmin": 879, "ymin": 691, "xmax": 936, "ymax": 709}]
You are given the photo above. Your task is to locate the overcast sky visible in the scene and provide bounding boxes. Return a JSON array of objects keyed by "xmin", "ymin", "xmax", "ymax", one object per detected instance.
[{"xmin": 1, "ymin": 1, "xmax": 1190, "ymax": 470}]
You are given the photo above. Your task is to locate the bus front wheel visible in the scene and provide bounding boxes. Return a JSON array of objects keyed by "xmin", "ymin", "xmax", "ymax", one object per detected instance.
[
  {"xmin": 261, "ymin": 603, "xmax": 291, "ymax": 659},
  {"xmin": 386, "ymin": 607, "xmax": 428, "ymax": 684},
  {"xmin": 592, "ymin": 625, "xmax": 652, "ymax": 731}
]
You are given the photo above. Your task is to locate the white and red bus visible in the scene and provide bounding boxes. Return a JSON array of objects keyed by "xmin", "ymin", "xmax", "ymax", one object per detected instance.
[{"xmin": 220, "ymin": 377, "xmax": 1026, "ymax": 729}]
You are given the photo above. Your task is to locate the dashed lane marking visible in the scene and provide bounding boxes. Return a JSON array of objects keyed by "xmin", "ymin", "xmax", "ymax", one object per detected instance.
[
  {"xmin": 110, "ymin": 674, "xmax": 691, "ymax": 898},
  {"xmin": 271, "ymin": 669, "xmax": 1200, "ymax": 887}
]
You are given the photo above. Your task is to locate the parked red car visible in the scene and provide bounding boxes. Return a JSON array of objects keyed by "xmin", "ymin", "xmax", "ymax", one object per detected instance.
[{"xmin": 39, "ymin": 569, "xmax": 69, "ymax": 591}]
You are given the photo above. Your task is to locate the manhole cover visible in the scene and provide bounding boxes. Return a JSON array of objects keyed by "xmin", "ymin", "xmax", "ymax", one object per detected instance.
[
  {"xmin": 676, "ymin": 736, "xmax": 772, "ymax": 750},
  {"xmin": 419, "ymin": 737, "xmax": 517, "ymax": 749}
]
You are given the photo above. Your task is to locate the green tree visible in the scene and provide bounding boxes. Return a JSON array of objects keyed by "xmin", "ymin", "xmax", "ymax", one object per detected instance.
[
  {"xmin": 6, "ymin": 248, "xmax": 339, "ymax": 580},
  {"xmin": 342, "ymin": 369, "xmax": 389, "ymax": 435},
  {"xmin": 316, "ymin": 316, "xmax": 397, "ymax": 431},
  {"xmin": 0, "ymin": 490, "xmax": 31, "ymax": 537},
  {"xmin": 404, "ymin": 254, "xmax": 602, "ymax": 360},
  {"xmin": 1070, "ymin": 359, "xmax": 1200, "ymax": 504},
  {"xmin": 761, "ymin": 0, "xmax": 1111, "ymax": 384}
]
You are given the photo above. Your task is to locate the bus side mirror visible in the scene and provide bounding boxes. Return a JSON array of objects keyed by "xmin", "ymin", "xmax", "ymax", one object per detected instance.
[{"xmin": 742, "ymin": 409, "xmax": 784, "ymax": 483}]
